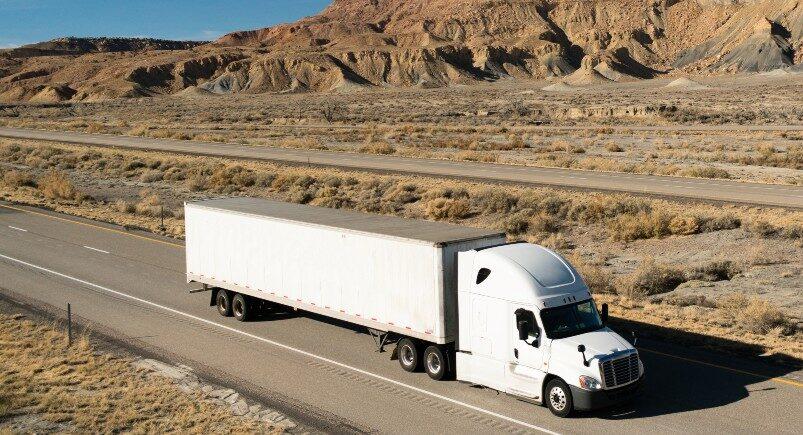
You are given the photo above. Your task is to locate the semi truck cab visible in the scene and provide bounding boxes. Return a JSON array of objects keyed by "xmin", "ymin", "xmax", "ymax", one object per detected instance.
[{"xmin": 456, "ymin": 243, "xmax": 644, "ymax": 416}]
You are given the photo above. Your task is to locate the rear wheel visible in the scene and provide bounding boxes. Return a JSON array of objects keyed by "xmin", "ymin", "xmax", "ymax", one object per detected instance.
[
  {"xmin": 397, "ymin": 338, "xmax": 420, "ymax": 372},
  {"xmin": 423, "ymin": 345, "xmax": 449, "ymax": 380},
  {"xmin": 232, "ymin": 293, "xmax": 252, "ymax": 322},
  {"xmin": 216, "ymin": 290, "xmax": 232, "ymax": 317},
  {"xmin": 545, "ymin": 378, "xmax": 573, "ymax": 417}
]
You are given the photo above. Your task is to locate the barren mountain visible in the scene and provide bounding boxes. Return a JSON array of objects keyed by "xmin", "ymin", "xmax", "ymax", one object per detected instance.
[{"xmin": 1, "ymin": 0, "xmax": 800, "ymax": 102}]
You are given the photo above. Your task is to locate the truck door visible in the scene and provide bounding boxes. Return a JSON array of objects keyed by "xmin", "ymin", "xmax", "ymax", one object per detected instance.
[{"xmin": 504, "ymin": 305, "xmax": 547, "ymax": 400}]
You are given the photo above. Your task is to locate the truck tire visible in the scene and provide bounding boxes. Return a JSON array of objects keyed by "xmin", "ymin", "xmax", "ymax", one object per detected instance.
[
  {"xmin": 232, "ymin": 293, "xmax": 252, "ymax": 322},
  {"xmin": 397, "ymin": 338, "xmax": 420, "ymax": 372},
  {"xmin": 216, "ymin": 290, "xmax": 232, "ymax": 317},
  {"xmin": 423, "ymin": 345, "xmax": 449, "ymax": 380},
  {"xmin": 545, "ymin": 378, "xmax": 574, "ymax": 417}
]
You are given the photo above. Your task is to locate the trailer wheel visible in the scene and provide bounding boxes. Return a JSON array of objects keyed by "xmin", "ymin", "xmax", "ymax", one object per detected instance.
[
  {"xmin": 397, "ymin": 338, "xmax": 420, "ymax": 372},
  {"xmin": 423, "ymin": 345, "xmax": 449, "ymax": 380},
  {"xmin": 232, "ymin": 293, "xmax": 252, "ymax": 322},
  {"xmin": 216, "ymin": 290, "xmax": 233, "ymax": 317},
  {"xmin": 545, "ymin": 378, "xmax": 574, "ymax": 417}
]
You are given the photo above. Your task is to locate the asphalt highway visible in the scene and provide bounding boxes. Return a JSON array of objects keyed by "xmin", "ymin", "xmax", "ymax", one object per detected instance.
[
  {"xmin": 0, "ymin": 202, "xmax": 801, "ymax": 433},
  {"xmin": 1, "ymin": 127, "xmax": 801, "ymax": 209}
]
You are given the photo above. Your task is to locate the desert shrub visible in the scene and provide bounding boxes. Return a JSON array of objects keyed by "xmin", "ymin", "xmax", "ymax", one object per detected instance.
[
  {"xmin": 135, "ymin": 192, "xmax": 164, "ymax": 217},
  {"xmin": 139, "ymin": 169, "xmax": 164, "ymax": 183},
  {"xmin": 605, "ymin": 142, "xmax": 624, "ymax": 152},
  {"xmin": 423, "ymin": 186, "xmax": 469, "ymax": 201},
  {"xmin": 540, "ymin": 233, "xmax": 572, "ymax": 250},
  {"xmin": 501, "ymin": 210, "xmax": 531, "ymax": 235},
  {"xmin": 123, "ymin": 160, "xmax": 147, "ymax": 171},
  {"xmin": 474, "ymin": 189, "xmax": 517, "ymax": 213},
  {"xmin": 425, "ymin": 198, "xmax": 470, "ymax": 221},
  {"xmin": 617, "ymin": 259, "xmax": 686, "ymax": 299},
  {"xmin": 661, "ymin": 294, "xmax": 715, "ymax": 308},
  {"xmin": 686, "ymin": 261, "xmax": 740, "ymax": 282},
  {"xmin": 286, "ymin": 186, "xmax": 314, "ymax": 204},
  {"xmin": 607, "ymin": 211, "xmax": 672, "ymax": 241},
  {"xmin": 185, "ymin": 175, "xmax": 207, "ymax": 192},
  {"xmin": 162, "ymin": 166, "xmax": 187, "ymax": 181},
  {"xmin": 85, "ymin": 122, "xmax": 105, "ymax": 133},
  {"xmin": 114, "ymin": 199, "xmax": 136, "ymax": 214},
  {"xmin": 567, "ymin": 195, "xmax": 652, "ymax": 224},
  {"xmin": 127, "ymin": 125, "xmax": 149, "ymax": 136},
  {"xmin": 746, "ymin": 219, "xmax": 777, "ymax": 237},
  {"xmin": 703, "ymin": 213, "xmax": 741, "ymax": 232},
  {"xmin": 455, "ymin": 150, "xmax": 498, "ymax": 162},
  {"xmin": 206, "ymin": 165, "xmax": 256, "ymax": 192},
  {"xmin": 38, "ymin": 170, "xmax": 83, "ymax": 202},
  {"xmin": 530, "ymin": 213, "xmax": 563, "ymax": 233},
  {"xmin": 2, "ymin": 170, "xmax": 35, "ymax": 188},
  {"xmin": 719, "ymin": 293, "xmax": 792, "ymax": 334},
  {"xmin": 570, "ymin": 256, "xmax": 614, "ymax": 294},
  {"xmin": 384, "ymin": 182, "xmax": 420, "ymax": 206},
  {"xmin": 359, "ymin": 142, "xmax": 395, "ymax": 155},
  {"xmin": 669, "ymin": 214, "xmax": 702, "ymax": 235},
  {"xmin": 280, "ymin": 137, "xmax": 326, "ymax": 150},
  {"xmin": 680, "ymin": 166, "xmax": 731, "ymax": 179}
]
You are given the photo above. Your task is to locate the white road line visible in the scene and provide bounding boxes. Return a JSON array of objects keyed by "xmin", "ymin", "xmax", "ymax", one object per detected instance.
[
  {"xmin": 8, "ymin": 226, "xmax": 27, "ymax": 232},
  {"xmin": 83, "ymin": 246, "xmax": 110, "ymax": 254},
  {"xmin": 0, "ymin": 253, "xmax": 560, "ymax": 435}
]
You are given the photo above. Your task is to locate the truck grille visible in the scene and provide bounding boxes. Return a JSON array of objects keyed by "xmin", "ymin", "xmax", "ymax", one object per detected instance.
[{"xmin": 600, "ymin": 352, "xmax": 639, "ymax": 388}]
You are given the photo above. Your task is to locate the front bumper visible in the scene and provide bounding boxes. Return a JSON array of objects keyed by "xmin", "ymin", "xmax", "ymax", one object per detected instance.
[{"xmin": 570, "ymin": 375, "xmax": 644, "ymax": 411}]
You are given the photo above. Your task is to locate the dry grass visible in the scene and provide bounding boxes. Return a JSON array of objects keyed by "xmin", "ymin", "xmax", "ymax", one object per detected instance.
[
  {"xmin": 0, "ymin": 139, "xmax": 800, "ymax": 358},
  {"xmin": 0, "ymin": 313, "xmax": 278, "ymax": 433},
  {"xmin": 616, "ymin": 258, "xmax": 686, "ymax": 299},
  {"xmin": 38, "ymin": 170, "xmax": 86, "ymax": 202},
  {"xmin": 358, "ymin": 141, "xmax": 396, "ymax": 155},
  {"xmin": 596, "ymin": 293, "xmax": 803, "ymax": 360},
  {"xmin": 2, "ymin": 170, "xmax": 35, "ymax": 188}
]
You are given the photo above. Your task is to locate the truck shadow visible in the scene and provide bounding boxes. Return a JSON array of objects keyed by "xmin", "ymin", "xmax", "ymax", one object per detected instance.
[{"xmin": 581, "ymin": 317, "xmax": 801, "ymax": 420}]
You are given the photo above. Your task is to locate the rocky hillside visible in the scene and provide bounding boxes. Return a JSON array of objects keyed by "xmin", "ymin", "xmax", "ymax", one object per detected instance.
[
  {"xmin": 2, "ymin": 37, "xmax": 205, "ymax": 58},
  {"xmin": 1, "ymin": 0, "xmax": 801, "ymax": 102}
]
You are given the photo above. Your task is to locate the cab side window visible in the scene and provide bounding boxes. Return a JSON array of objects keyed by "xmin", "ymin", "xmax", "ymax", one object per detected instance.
[
  {"xmin": 515, "ymin": 308, "xmax": 539, "ymax": 345},
  {"xmin": 476, "ymin": 268, "xmax": 491, "ymax": 284}
]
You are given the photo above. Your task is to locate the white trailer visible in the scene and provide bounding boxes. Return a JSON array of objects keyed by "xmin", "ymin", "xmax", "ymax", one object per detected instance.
[{"xmin": 186, "ymin": 197, "xmax": 644, "ymax": 416}]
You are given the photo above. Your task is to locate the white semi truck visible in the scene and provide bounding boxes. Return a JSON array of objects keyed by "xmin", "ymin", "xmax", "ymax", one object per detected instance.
[{"xmin": 185, "ymin": 197, "xmax": 643, "ymax": 416}]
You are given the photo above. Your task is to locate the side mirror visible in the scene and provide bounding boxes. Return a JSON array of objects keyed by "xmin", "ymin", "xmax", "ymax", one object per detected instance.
[
  {"xmin": 577, "ymin": 344, "xmax": 589, "ymax": 367},
  {"xmin": 517, "ymin": 320, "xmax": 529, "ymax": 341},
  {"xmin": 601, "ymin": 303, "xmax": 608, "ymax": 324}
]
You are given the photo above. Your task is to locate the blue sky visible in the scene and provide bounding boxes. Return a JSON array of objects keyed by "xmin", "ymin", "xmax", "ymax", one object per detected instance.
[{"xmin": 0, "ymin": 0, "xmax": 330, "ymax": 48}]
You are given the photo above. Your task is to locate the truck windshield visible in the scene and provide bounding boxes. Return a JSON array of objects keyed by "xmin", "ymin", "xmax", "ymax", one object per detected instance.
[{"xmin": 540, "ymin": 300, "xmax": 603, "ymax": 339}]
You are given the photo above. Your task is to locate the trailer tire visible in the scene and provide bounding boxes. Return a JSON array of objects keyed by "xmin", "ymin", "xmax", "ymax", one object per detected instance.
[
  {"xmin": 216, "ymin": 290, "xmax": 233, "ymax": 317},
  {"xmin": 545, "ymin": 378, "xmax": 574, "ymax": 417},
  {"xmin": 232, "ymin": 293, "xmax": 252, "ymax": 322},
  {"xmin": 397, "ymin": 338, "xmax": 420, "ymax": 372},
  {"xmin": 423, "ymin": 345, "xmax": 449, "ymax": 380}
]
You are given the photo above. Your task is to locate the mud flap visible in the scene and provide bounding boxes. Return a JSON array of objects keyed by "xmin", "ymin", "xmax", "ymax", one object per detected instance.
[{"xmin": 209, "ymin": 288, "xmax": 218, "ymax": 307}]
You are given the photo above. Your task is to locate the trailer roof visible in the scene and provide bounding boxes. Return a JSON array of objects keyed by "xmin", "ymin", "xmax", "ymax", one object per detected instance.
[{"xmin": 187, "ymin": 197, "xmax": 504, "ymax": 245}]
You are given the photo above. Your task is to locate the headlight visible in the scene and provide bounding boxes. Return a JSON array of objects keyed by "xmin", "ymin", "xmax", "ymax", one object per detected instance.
[{"xmin": 579, "ymin": 375, "xmax": 602, "ymax": 390}]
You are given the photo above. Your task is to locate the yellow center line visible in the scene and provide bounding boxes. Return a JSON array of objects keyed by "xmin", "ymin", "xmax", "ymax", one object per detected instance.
[
  {"xmin": 0, "ymin": 203, "xmax": 183, "ymax": 249},
  {"xmin": 2, "ymin": 202, "xmax": 801, "ymax": 389},
  {"xmin": 638, "ymin": 348, "xmax": 803, "ymax": 388}
]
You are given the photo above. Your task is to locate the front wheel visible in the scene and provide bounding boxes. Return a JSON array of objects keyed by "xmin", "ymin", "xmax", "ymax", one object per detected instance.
[{"xmin": 545, "ymin": 379, "xmax": 574, "ymax": 417}]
